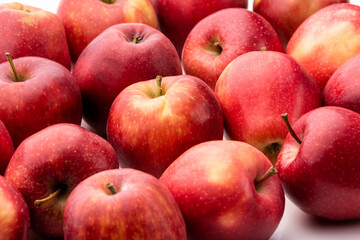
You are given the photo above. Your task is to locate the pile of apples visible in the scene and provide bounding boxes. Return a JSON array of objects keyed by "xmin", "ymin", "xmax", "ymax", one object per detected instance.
[{"xmin": 1, "ymin": 0, "xmax": 360, "ymax": 239}]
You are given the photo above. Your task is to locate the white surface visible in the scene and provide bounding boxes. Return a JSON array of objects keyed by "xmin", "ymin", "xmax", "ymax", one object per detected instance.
[{"xmin": 1, "ymin": 0, "xmax": 360, "ymax": 239}]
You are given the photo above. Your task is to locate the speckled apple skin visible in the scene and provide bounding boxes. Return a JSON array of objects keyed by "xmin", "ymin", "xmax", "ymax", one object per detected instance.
[
  {"xmin": 0, "ymin": 57, "xmax": 82, "ymax": 147},
  {"xmin": 215, "ymin": 51, "xmax": 322, "ymax": 163},
  {"xmin": 0, "ymin": 120, "xmax": 14, "ymax": 174},
  {"xmin": 254, "ymin": 0, "xmax": 348, "ymax": 46},
  {"xmin": 107, "ymin": 75, "xmax": 223, "ymax": 178},
  {"xmin": 277, "ymin": 106, "xmax": 360, "ymax": 220},
  {"xmin": 0, "ymin": 3, "xmax": 71, "ymax": 69},
  {"xmin": 0, "ymin": 175, "xmax": 30, "ymax": 240},
  {"xmin": 324, "ymin": 53, "xmax": 360, "ymax": 114},
  {"xmin": 160, "ymin": 140, "xmax": 285, "ymax": 240},
  {"xmin": 155, "ymin": 0, "xmax": 247, "ymax": 56},
  {"xmin": 287, "ymin": 3, "xmax": 360, "ymax": 90},
  {"xmin": 73, "ymin": 23, "xmax": 182, "ymax": 136},
  {"xmin": 63, "ymin": 168, "xmax": 187, "ymax": 240},
  {"xmin": 57, "ymin": 0, "xmax": 158, "ymax": 61},
  {"xmin": 4, "ymin": 123, "xmax": 119, "ymax": 238},
  {"xmin": 182, "ymin": 8, "xmax": 283, "ymax": 90}
]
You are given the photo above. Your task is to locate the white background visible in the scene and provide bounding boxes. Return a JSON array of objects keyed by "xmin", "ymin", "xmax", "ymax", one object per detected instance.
[{"xmin": 1, "ymin": 0, "xmax": 360, "ymax": 239}]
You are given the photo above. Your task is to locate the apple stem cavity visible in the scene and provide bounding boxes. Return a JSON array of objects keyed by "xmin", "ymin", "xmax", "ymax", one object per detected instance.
[
  {"xmin": 213, "ymin": 41, "xmax": 223, "ymax": 54},
  {"xmin": 106, "ymin": 183, "xmax": 117, "ymax": 195},
  {"xmin": 34, "ymin": 188, "xmax": 62, "ymax": 207},
  {"xmin": 281, "ymin": 113, "xmax": 302, "ymax": 145},
  {"xmin": 255, "ymin": 166, "xmax": 277, "ymax": 186},
  {"xmin": 261, "ymin": 47, "xmax": 268, "ymax": 51},
  {"xmin": 102, "ymin": 0, "xmax": 116, "ymax": 4},
  {"xmin": 5, "ymin": 52, "xmax": 20, "ymax": 82},
  {"xmin": 156, "ymin": 75, "xmax": 163, "ymax": 96}
]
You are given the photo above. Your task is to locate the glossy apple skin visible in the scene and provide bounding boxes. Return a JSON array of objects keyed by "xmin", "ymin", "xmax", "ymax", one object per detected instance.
[
  {"xmin": 155, "ymin": 0, "xmax": 247, "ymax": 56},
  {"xmin": 74, "ymin": 23, "xmax": 182, "ymax": 136},
  {"xmin": 324, "ymin": 53, "xmax": 360, "ymax": 113},
  {"xmin": 215, "ymin": 51, "xmax": 322, "ymax": 164},
  {"xmin": 57, "ymin": 0, "xmax": 158, "ymax": 61},
  {"xmin": 277, "ymin": 106, "xmax": 360, "ymax": 220},
  {"xmin": 0, "ymin": 175, "xmax": 30, "ymax": 240},
  {"xmin": 0, "ymin": 120, "xmax": 14, "ymax": 175},
  {"xmin": 4, "ymin": 123, "xmax": 119, "ymax": 238},
  {"xmin": 0, "ymin": 3, "xmax": 71, "ymax": 69},
  {"xmin": 287, "ymin": 3, "xmax": 360, "ymax": 90},
  {"xmin": 63, "ymin": 168, "xmax": 187, "ymax": 240},
  {"xmin": 254, "ymin": 0, "xmax": 348, "ymax": 46},
  {"xmin": 182, "ymin": 8, "xmax": 283, "ymax": 90},
  {"xmin": 107, "ymin": 75, "xmax": 223, "ymax": 177},
  {"xmin": 160, "ymin": 141, "xmax": 285, "ymax": 240},
  {"xmin": 0, "ymin": 57, "xmax": 82, "ymax": 147}
]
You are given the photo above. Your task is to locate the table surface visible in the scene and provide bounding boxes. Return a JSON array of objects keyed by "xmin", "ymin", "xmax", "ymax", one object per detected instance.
[{"xmin": 1, "ymin": 0, "xmax": 360, "ymax": 239}]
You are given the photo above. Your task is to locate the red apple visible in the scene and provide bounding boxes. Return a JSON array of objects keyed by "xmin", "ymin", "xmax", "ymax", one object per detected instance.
[
  {"xmin": 4, "ymin": 123, "xmax": 119, "ymax": 237},
  {"xmin": 160, "ymin": 140, "xmax": 285, "ymax": 240},
  {"xmin": 287, "ymin": 3, "xmax": 360, "ymax": 90},
  {"xmin": 276, "ymin": 106, "xmax": 360, "ymax": 220},
  {"xmin": 0, "ymin": 120, "xmax": 14, "ymax": 175},
  {"xmin": 74, "ymin": 23, "xmax": 182, "ymax": 136},
  {"xmin": 57, "ymin": 0, "xmax": 158, "ymax": 61},
  {"xmin": 215, "ymin": 51, "xmax": 322, "ymax": 164},
  {"xmin": 107, "ymin": 75, "xmax": 223, "ymax": 177},
  {"xmin": 0, "ymin": 3, "xmax": 71, "ymax": 69},
  {"xmin": 0, "ymin": 175, "xmax": 30, "ymax": 240},
  {"xmin": 63, "ymin": 168, "xmax": 186, "ymax": 239},
  {"xmin": 324, "ymin": 53, "xmax": 360, "ymax": 113},
  {"xmin": 0, "ymin": 54, "xmax": 82, "ymax": 147},
  {"xmin": 182, "ymin": 8, "xmax": 283, "ymax": 90},
  {"xmin": 155, "ymin": 0, "xmax": 247, "ymax": 56},
  {"xmin": 254, "ymin": 0, "xmax": 348, "ymax": 46}
]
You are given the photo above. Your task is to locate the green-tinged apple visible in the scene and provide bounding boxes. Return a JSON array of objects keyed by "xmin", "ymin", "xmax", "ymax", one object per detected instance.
[
  {"xmin": 0, "ymin": 120, "xmax": 14, "ymax": 175},
  {"xmin": 182, "ymin": 8, "xmax": 283, "ymax": 89},
  {"xmin": 324, "ymin": 53, "xmax": 360, "ymax": 113},
  {"xmin": 63, "ymin": 168, "xmax": 187, "ymax": 240},
  {"xmin": 0, "ymin": 175, "xmax": 30, "ymax": 240},
  {"xmin": 0, "ymin": 3, "xmax": 71, "ymax": 69},
  {"xmin": 0, "ymin": 54, "xmax": 82, "ymax": 147},
  {"xmin": 57, "ymin": 0, "xmax": 158, "ymax": 61},
  {"xmin": 154, "ymin": 0, "xmax": 247, "ymax": 56},
  {"xmin": 4, "ymin": 123, "xmax": 119, "ymax": 238},
  {"xmin": 215, "ymin": 51, "xmax": 322, "ymax": 164},
  {"xmin": 107, "ymin": 75, "xmax": 223, "ymax": 177},
  {"xmin": 74, "ymin": 23, "xmax": 182, "ymax": 136},
  {"xmin": 254, "ymin": 0, "xmax": 348, "ymax": 46},
  {"xmin": 160, "ymin": 140, "xmax": 285, "ymax": 240},
  {"xmin": 277, "ymin": 107, "xmax": 360, "ymax": 220},
  {"xmin": 287, "ymin": 3, "xmax": 360, "ymax": 89}
]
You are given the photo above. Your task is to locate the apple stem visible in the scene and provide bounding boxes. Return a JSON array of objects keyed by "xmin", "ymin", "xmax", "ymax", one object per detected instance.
[
  {"xmin": 281, "ymin": 113, "xmax": 302, "ymax": 145},
  {"xmin": 261, "ymin": 47, "xmax": 268, "ymax": 51},
  {"xmin": 5, "ymin": 53, "xmax": 20, "ymax": 82},
  {"xmin": 34, "ymin": 188, "xmax": 61, "ymax": 207},
  {"xmin": 156, "ymin": 75, "xmax": 163, "ymax": 96},
  {"xmin": 132, "ymin": 36, "xmax": 142, "ymax": 44},
  {"xmin": 106, "ymin": 183, "xmax": 117, "ymax": 195},
  {"xmin": 102, "ymin": 0, "xmax": 115, "ymax": 4},
  {"xmin": 255, "ymin": 166, "xmax": 277, "ymax": 186}
]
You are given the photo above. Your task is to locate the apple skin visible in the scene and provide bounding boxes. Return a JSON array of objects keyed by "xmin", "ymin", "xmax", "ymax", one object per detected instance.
[
  {"xmin": 57, "ymin": 0, "xmax": 158, "ymax": 61},
  {"xmin": 254, "ymin": 0, "xmax": 348, "ymax": 46},
  {"xmin": 215, "ymin": 51, "xmax": 322, "ymax": 164},
  {"xmin": 155, "ymin": 0, "xmax": 247, "ymax": 56},
  {"xmin": 0, "ymin": 56, "xmax": 82, "ymax": 147},
  {"xmin": 4, "ymin": 123, "xmax": 119, "ymax": 238},
  {"xmin": 287, "ymin": 3, "xmax": 360, "ymax": 90},
  {"xmin": 107, "ymin": 75, "xmax": 223, "ymax": 178},
  {"xmin": 63, "ymin": 168, "xmax": 187, "ymax": 240},
  {"xmin": 74, "ymin": 23, "xmax": 182, "ymax": 136},
  {"xmin": 182, "ymin": 8, "xmax": 284, "ymax": 90},
  {"xmin": 0, "ymin": 3, "xmax": 71, "ymax": 69},
  {"xmin": 276, "ymin": 106, "xmax": 360, "ymax": 220},
  {"xmin": 324, "ymin": 53, "xmax": 360, "ymax": 114},
  {"xmin": 0, "ymin": 120, "xmax": 14, "ymax": 175},
  {"xmin": 160, "ymin": 140, "xmax": 285, "ymax": 240},
  {"xmin": 0, "ymin": 175, "xmax": 30, "ymax": 240}
]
